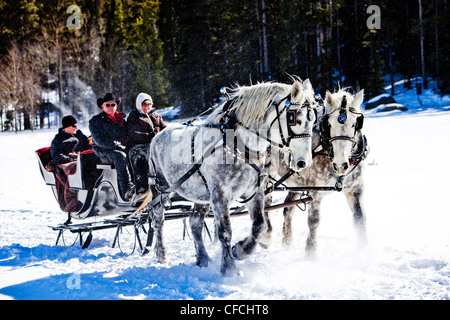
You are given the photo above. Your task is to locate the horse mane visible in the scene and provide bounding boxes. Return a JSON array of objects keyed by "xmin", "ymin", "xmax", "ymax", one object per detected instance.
[{"xmin": 205, "ymin": 82, "xmax": 291, "ymax": 127}]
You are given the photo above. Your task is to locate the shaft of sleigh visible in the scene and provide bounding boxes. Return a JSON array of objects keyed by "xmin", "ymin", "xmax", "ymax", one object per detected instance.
[{"xmin": 228, "ymin": 196, "xmax": 313, "ymax": 217}]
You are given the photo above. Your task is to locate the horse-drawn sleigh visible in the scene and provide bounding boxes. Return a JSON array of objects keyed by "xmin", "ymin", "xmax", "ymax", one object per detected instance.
[{"xmin": 36, "ymin": 79, "xmax": 368, "ymax": 275}]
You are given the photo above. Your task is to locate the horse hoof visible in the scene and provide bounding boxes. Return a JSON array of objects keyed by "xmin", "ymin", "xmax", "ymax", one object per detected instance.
[
  {"xmin": 259, "ymin": 242, "xmax": 267, "ymax": 249},
  {"xmin": 158, "ymin": 257, "xmax": 167, "ymax": 264},
  {"xmin": 156, "ymin": 251, "xmax": 168, "ymax": 264},
  {"xmin": 221, "ymin": 263, "xmax": 238, "ymax": 277},
  {"xmin": 282, "ymin": 237, "xmax": 292, "ymax": 247},
  {"xmin": 196, "ymin": 256, "xmax": 210, "ymax": 268}
]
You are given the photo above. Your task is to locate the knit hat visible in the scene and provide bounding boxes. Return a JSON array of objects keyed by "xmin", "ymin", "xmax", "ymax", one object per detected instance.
[
  {"xmin": 97, "ymin": 93, "xmax": 121, "ymax": 109},
  {"xmin": 62, "ymin": 115, "xmax": 77, "ymax": 128}
]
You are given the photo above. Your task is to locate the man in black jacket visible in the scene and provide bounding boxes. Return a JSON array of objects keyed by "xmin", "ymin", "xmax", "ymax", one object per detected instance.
[
  {"xmin": 51, "ymin": 115, "xmax": 89, "ymax": 164},
  {"xmin": 50, "ymin": 115, "xmax": 89, "ymax": 213},
  {"xmin": 89, "ymin": 93, "xmax": 135, "ymax": 201}
]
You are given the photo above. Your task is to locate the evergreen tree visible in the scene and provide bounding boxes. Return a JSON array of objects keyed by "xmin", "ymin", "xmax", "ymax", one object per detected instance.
[
  {"xmin": 1, "ymin": 0, "xmax": 449, "ymax": 130},
  {"xmin": 128, "ymin": 0, "xmax": 171, "ymax": 109}
]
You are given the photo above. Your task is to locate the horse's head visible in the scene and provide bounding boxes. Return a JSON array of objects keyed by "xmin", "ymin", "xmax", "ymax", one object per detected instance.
[
  {"xmin": 321, "ymin": 89, "xmax": 364, "ymax": 175},
  {"xmin": 270, "ymin": 79, "xmax": 318, "ymax": 172},
  {"xmin": 223, "ymin": 79, "xmax": 317, "ymax": 172}
]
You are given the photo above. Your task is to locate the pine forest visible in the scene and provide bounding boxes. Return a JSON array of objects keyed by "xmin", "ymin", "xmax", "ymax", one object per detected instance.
[{"xmin": 0, "ymin": 0, "xmax": 448, "ymax": 131}]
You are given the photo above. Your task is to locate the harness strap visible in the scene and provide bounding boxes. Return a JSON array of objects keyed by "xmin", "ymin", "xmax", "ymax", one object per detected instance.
[
  {"xmin": 161, "ymin": 163, "xmax": 202, "ymax": 194},
  {"xmin": 196, "ymin": 168, "xmax": 209, "ymax": 192},
  {"xmin": 350, "ymin": 135, "xmax": 369, "ymax": 165},
  {"xmin": 329, "ymin": 135, "xmax": 355, "ymax": 143},
  {"xmin": 191, "ymin": 131, "xmax": 196, "ymax": 164},
  {"xmin": 158, "ymin": 138, "xmax": 222, "ymax": 195},
  {"xmin": 312, "ymin": 143, "xmax": 329, "ymax": 158},
  {"xmin": 273, "ymin": 96, "xmax": 290, "ymax": 147},
  {"xmin": 264, "ymin": 169, "xmax": 295, "ymax": 195}
]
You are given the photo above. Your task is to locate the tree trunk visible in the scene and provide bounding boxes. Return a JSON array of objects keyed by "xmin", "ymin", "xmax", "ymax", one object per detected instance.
[
  {"xmin": 435, "ymin": 0, "xmax": 439, "ymax": 85},
  {"xmin": 419, "ymin": 0, "xmax": 427, "ymax": 89},
  {"xmin": 261, "ymin": 0, "xmax": 270, "ymax": 79}
]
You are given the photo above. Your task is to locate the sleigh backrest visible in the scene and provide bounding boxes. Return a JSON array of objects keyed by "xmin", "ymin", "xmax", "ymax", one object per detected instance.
[
  {"xmin": 35, "ymin": 147, "xmax": 56, "ymax": 186},
  {"xmin": 36, "ymin": 147, "xmax": 102, "ymax": 190}
]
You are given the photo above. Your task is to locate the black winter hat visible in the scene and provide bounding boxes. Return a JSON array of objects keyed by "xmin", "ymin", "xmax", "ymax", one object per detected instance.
[
  {"xmin": 62, "ymin": 115, "xmax": 77, "ymax": 128},
  {"xmin": 97, "ymin": 92, "xmax": 121, "ymax": 108}
]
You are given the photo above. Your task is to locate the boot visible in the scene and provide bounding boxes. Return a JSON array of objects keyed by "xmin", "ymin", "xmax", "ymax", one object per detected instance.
[{"xmin": 123, "ymin": 185, "xmax": 136, "ymax": 201}]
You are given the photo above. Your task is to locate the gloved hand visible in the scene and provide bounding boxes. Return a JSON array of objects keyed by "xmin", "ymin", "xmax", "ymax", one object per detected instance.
[{"xmin": 114, "ymin": 141, "xmax": 127, "ymax": 151}]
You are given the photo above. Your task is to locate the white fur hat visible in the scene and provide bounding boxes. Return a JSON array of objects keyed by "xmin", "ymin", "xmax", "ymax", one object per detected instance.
[{"xmin": 136, "ymin": 92, "xmax": 153, "ymax": 114}]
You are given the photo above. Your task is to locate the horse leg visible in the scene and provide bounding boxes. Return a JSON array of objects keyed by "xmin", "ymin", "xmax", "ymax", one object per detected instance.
[
  {"xmin": 211, "ymin": 192, "xmax": 235, "ymax": 276},
  {"xmin": 306, "ymin": 193, "xmax": 322, "ymax": 256},
  {"xmin": 189, "ymin": 203, "xmax": 211, "ymax": 267},
  {"xmin": 345, "ymin": 186, "xmax": 367, "ymax": 247},
  {"xmin": 152, "ymin": 203, "xmax": 168, "ymax": 263},
  {"xmin": 232, "ymin": 190, "xmax": 267, "ymax": 259},
  {"xmin": 261, "ymin": 193, "xmax": 273, "ymax": 248},
  {"xmin": 282, "ymin": 191, "xmax": 298, "ymax": 246}
]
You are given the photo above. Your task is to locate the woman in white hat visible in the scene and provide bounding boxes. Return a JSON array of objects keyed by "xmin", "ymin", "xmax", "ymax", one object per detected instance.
[{"xmin": 127, "ymin": 92, "xmax": 167, "ymax": 194}]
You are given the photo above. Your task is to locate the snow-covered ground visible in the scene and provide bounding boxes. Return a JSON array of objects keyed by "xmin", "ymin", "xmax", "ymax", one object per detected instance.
[{"xmin": 1, "ymin": 84, "xmax": 450, "ymax": 301}]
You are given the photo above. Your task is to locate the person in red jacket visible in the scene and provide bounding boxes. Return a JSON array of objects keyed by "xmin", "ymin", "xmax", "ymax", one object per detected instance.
[
  {"xmin": 127, "ymin": 92, "xmax": 167, "ymax": 193},
  {"xmin": 89, "ymin": 93, "xmax": 135, "ymax": 201}
]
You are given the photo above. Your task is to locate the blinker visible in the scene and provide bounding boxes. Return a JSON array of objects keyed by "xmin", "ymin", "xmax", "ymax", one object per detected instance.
[
  {"xmin": 287, "ymin": 110, "xmax": 297, "ymax": 126},
  {"xmin": 307, "ymin": 109, "xmax": 315, "ymax": 122}
]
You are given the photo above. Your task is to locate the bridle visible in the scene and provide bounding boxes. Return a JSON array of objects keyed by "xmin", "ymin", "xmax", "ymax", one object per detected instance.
[
  {"xmin": 270, "ymin": 97, "xmax": 317, "ymax": 148},
  {"xmin": 212, "ymin": 93, "xmax": 318, "ymax": 151},
  {"xmin": 320, "ymin": 95, "xmax": 364, "ymax": 151},
  {"xmin": 304, "ymin": 94, "xmax": 369, "ymax": 184}
]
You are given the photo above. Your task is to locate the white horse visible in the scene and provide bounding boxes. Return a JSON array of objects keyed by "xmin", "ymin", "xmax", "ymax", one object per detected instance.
[
  {"xmin": 146, "ymin": 80, "xmax": 318, "ymax": 275},
  {"xmin": 265, "ymin": 88, "xmax": 368, "ymax": 254}
]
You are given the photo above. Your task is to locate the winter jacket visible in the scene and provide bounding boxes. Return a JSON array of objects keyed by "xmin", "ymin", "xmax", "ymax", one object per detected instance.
[
  {"xmin": 127, "ymin": 93, "xmax": 167, "ymax": 148},
  {"xmin": 89, "ymin": 111, "xmax": 128, "ymax": 159},
  {"xmin": 50, "ymin": 128, "xmax": 90, "ymax": 164}
]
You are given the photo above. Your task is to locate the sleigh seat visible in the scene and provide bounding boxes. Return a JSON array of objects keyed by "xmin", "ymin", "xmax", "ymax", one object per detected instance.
[
  {"xmin": 35, "ymin": 147, "xmax": 102, "ymax": 191},
  {"xmin": 67, "ymin": 149, "xmax": 102, "ymax": 190}
]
